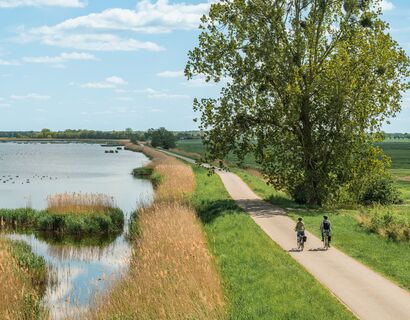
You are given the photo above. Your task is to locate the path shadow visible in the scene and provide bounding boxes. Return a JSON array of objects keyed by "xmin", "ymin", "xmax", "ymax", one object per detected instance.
[
  {"xmin": 194, "ymin": 199, "xmax": 241, "ymax": 224},
  {"xmin": 308, "ymin": 248, "xmax": 328, "ymax": 252},
  {"xmin": 236, "ymin": 199, "xmax": 287, "ymax": 218},
  {"xmin": 288, "ymin": 248, "xmax": 303, "ymax": 253}
]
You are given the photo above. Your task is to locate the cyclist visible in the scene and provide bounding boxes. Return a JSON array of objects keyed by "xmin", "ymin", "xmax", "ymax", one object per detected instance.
[
  {"xmin": 320, "ymin": 215, "xmax": 332, "ymax": 247},
  {"xmin": 295, "ymin": 217, "xmax": 305, "ymax": 246}
]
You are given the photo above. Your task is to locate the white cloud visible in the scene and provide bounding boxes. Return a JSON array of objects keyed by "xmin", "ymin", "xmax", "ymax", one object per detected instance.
[
  {"xmin": 0, "ymin": 59, "xmax": 20, "ymax": 66},
  {"xmin": 11, "ymin": 93, "xmax": 50, "ymax": 100},
  {"xmin": 81, "ymin": 76, "xmax": 127, "ymax": 89},
  {"xmin": 157, "ymin": 70, "xmax": 184, "ymax": 78},
  {"xmin": 106, "ymin": 76, "xmax": 127, "ymax": 85},
  {"xmin": 0, "ymin": 0, "xmax": 86, "ymax": 8},
  {"xmin": 141, "ymin": 88, "xmax": 190, "ymax": 99},
  {"xmin": 32, "ymin": 0, "xmax": 210, "ymax": 34},
  {"xmin": 37, "ymin": 33, "xmax": 163, "ymax": 52},
  {"xmin": 81, "ymin": 82, "xmax": 115, "ymax": 89},
  {"xmin": 23, "ymin": 52, "xmax": 96, "ymax": 65},
  {"xmin": 22, "ymin": 0, "xmax": 210, "ymax": 51},
  {"xmin": 380, "ymin": 0, "xmax": 395, "ymax": 11}
]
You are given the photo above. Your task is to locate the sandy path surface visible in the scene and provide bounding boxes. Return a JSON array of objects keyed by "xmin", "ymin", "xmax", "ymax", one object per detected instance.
[{"xmin": 158, "ymin": 149, "xmax": 410, "ymax": 320}]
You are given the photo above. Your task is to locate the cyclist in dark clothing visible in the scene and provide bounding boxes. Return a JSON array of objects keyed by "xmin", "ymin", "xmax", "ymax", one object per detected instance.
[{"xmin": 320, "ymin": 215, "xmax": 332, "ymax": 246}]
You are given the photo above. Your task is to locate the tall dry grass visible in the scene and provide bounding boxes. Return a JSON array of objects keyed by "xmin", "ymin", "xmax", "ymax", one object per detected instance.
[
  {"xmin": 0, "ymin": 239, "xmax": 45, "ymax": 319},
  {"xmin": 47, "ymin": 192, "xmax": 115, "ymax": 215},
  {"xmin": 90, "ymin": 143, "xmax": 225, "ymax": 319}
]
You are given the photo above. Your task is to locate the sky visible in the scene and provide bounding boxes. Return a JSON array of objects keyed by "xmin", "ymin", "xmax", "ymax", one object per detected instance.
[{"xmin": 0, "ymin": 0, "xmax": 408, "ymax": 132}]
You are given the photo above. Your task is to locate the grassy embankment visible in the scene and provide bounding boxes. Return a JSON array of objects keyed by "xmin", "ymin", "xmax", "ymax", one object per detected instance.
[
  {"xmin": 0, "ymin": 193, "xmax": 123, "ymax": 236},
  {"xmin": 0, "ymin": 238, "xmax": 48, "ymax": 319},
  {"xmin": 191, "ymin": 166, "xmax": 354, "ymax": 319},
  {"xmin": 130, "ymin": 145, "xmax": 354, "ymax": 317},
  {"xmin": 90, "ymin": 144, "xmax": 225, "ymax": 319},
  {"xmin": 233, "ymin": 169, "xmax": 410, "ymax": 290},
  {"xmin": 176, "ymin": 138, "xmax": 410, "ymax": 288}
]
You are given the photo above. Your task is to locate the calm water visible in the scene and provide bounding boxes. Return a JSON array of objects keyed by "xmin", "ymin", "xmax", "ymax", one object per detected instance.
[{"xmin": 0, "ymin": 142, "xmax": 154, "ymax": 319}]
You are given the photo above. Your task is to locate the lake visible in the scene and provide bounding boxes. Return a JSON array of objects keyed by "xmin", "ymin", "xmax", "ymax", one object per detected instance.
[{"xmin": 0, "ymin": 142, "xmax": 154, "ymax": 319}]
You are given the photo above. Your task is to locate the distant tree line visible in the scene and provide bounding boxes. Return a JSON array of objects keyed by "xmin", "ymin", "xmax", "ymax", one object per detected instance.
[
  {"xmin": 0, "ymin": 128, "xmax": 145, "ymax": 140},
  {"xmin": 0, "ymin": 128, "xmax": 201, "ymax": 149},
  {"xmin": 385, "ymin": 133, "xmax": 410, "ymax": 140}
]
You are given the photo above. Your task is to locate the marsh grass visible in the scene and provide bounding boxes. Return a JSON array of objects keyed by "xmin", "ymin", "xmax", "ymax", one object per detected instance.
[
  {"xmin": 0, "ymin": 238, "xmax": 48, "ymax": 319},
  {"xmin": 47, "ymin": 192, "xmax": 116, "ymax": 215},
  {"xmin": 90, "ymin": 143, "xmax": 225, "ymax": 319},
  {"xmin": 0, "ymin": 193, "xmax": 124, "ymax": 236}
]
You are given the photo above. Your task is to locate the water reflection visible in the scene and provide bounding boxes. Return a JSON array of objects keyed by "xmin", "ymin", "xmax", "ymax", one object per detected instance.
[{"xmin": 0, "ymin": 142, "xmax": 153, "ymax": 319}]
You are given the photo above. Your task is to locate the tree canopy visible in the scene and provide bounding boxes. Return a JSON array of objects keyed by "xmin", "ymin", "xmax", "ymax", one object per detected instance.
[
  {"xmin": 147, "ymin": 127, "xmax": 177, "ymax": 149},
  {"xmin": 186, "ymin": 0, "xmax": 410, "ymax": 205}
]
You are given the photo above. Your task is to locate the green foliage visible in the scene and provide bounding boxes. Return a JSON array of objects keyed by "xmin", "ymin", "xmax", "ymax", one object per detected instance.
[
  {"xmin": 146, "ymin": 127, "xmax": 177, "ymax": 149},
  {"xmin": 0, "ymin": 208, "xmax": 124, "ymax": 236},
  {"xmin": 191, "ymin": 166, "xmax": 354, "ymax": 319},
  {"xmin": 9, "ymin": 240, "xmax": 48, "ymax": 288},
  {"xmin": 132, "ymin": 167, "xmax": 162, "ymax": 187},
  {"xmin": 358, "ymin": 206, "xmax": 410, "ymax": 241},
  {"xmin": 359, "ymin": 175, "xmax": 402, "ymax": 205},
  {"xmin": 22, "ymin": 292, "xmax": 47, "ymax": 320},
  {"xmin": 0, "ymin": 128, "xmax": 144, "ymax": 140},
  {"xmin": 127, "ymin": 211, "xmax": 141, "ymax": 240},
  {"xmin": 186, "ymin": 0, "xmax": 410, "ymax": 206}
]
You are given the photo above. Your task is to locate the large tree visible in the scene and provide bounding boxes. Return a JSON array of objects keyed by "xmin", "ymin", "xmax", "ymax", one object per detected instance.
[{"xmin": 186, "ymin": 0, "xmax": 409, "ymax": 205}]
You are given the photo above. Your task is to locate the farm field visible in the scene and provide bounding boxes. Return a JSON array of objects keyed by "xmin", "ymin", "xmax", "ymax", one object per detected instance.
[{"xmin": 176, "ymin": 139, "xmax": 410, "ymax": 202}]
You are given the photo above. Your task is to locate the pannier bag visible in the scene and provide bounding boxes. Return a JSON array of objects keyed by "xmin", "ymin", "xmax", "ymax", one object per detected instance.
[
  {"xmin": 303, "ymin": 236, "xmax": 307, "ymax": 242},
  {"xmin": 328, "ymin": 235, "xmax": 331, "ymax": 242}
]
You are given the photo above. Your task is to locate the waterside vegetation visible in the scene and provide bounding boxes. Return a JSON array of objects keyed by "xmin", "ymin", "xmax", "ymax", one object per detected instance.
[
  {"xmin": 0, "ymin": 193, "xmax": 124, "ymax": 236},
  {"xmin": 0, "ymin": 238, "xmax": 48, "ymax": 319},
  {"xmin": 90, "ymin": 144, "xmax": 225, "ymax": 319}
]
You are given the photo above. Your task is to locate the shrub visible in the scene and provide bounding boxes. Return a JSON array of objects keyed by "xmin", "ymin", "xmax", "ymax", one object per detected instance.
[
  {"xmin": 359, "ymin": 175, "xmax": 402, "ymax": 205},
  {"xmin": 357, "ymin": 206, "xmax": 410, "ymax": 241},
  {"xmin": 132, "ymin": 167, "xmax": 162, "ymax": 187}
]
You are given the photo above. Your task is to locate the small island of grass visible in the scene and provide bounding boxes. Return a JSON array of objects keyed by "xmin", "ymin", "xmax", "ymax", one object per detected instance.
[{"xmin": 0, "ymin": 193, "xmax": 124, "ymax": 236}]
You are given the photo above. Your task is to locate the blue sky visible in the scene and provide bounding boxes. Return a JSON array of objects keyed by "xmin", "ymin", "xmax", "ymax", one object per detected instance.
[{"xmin": 0, "ymin": 0, "xmax": 408, "ymax": 132}]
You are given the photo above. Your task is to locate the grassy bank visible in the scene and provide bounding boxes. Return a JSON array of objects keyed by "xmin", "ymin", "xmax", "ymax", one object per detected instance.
[
  {"xmin": 132, "ymin": 167, "xmax": 162, "ymax": 187},
  {"xmin": 191, "ymin": 167, "xmax": 354, "ymax": 319},
  {"xmin": 0, "ymin": 238, "xmax": 48, "ymax": 319},
  {"xmin": 0, "ymin": 194, "xmax": 123, "ymax": 236},
  {"xmin": 234, "ymin": 168, "xmax": 410, "ymax": 290},
  {"xmin": 91, "ymin": 144, "xmax": 225, "ymax": 319}
]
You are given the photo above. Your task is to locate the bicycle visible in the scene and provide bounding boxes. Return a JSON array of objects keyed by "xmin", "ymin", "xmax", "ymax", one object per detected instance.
[
  {"xmin": 323, "ymin": 232, "xmax": 330, "ymax": 250},
  {"xmin": 297, "ymin": 232, "xmax": 305, "ymax": 251}
]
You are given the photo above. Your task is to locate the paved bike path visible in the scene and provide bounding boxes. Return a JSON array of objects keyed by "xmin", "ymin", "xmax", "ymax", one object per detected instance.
[{"xmin": 158, "ymin": 149, "xmax": 410, "ymax": 320}]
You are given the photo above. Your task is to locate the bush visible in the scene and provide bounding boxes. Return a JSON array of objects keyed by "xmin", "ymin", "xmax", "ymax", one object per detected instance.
[
  {"xmin": 0, "ymin": 208, "xmax": 124, "ymax": 236},
  {"xmin": 132, "ymin": 167, "xmax": 162, "ymax": 187},
  {"xmin": 359, "ymin": 175, "xmax": 402, "ymax": 205},
  {"xmin": 358, "ymin": 206, "xmax": 410, "ymax": 241}
]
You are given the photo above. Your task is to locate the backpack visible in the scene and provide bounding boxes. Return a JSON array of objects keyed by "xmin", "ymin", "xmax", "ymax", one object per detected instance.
[{"xmin": 323, "ymin": 220, "xmax": 330, "ymax": 230}]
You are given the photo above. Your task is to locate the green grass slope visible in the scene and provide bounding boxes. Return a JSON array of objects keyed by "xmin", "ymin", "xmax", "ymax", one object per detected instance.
[
  {"xmin": 191, "ymin": 167, "xmax": 355, "ymax": 320},
  {"xmin": 233, "ymin": 169, "xmax": 410, "ymax": 290}
]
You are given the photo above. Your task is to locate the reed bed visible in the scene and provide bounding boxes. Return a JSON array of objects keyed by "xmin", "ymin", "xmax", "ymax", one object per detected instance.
[
  {"xmin": 47, "ymin": 193, "xmax": 116, "ymax": 215},
  {"xmin": 0, "ymin": 238, "xmax": 47, "ymax": 319},
  {"xmin": 91, "ymin": 144, "xmax": 225, "ymax": 319}
]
